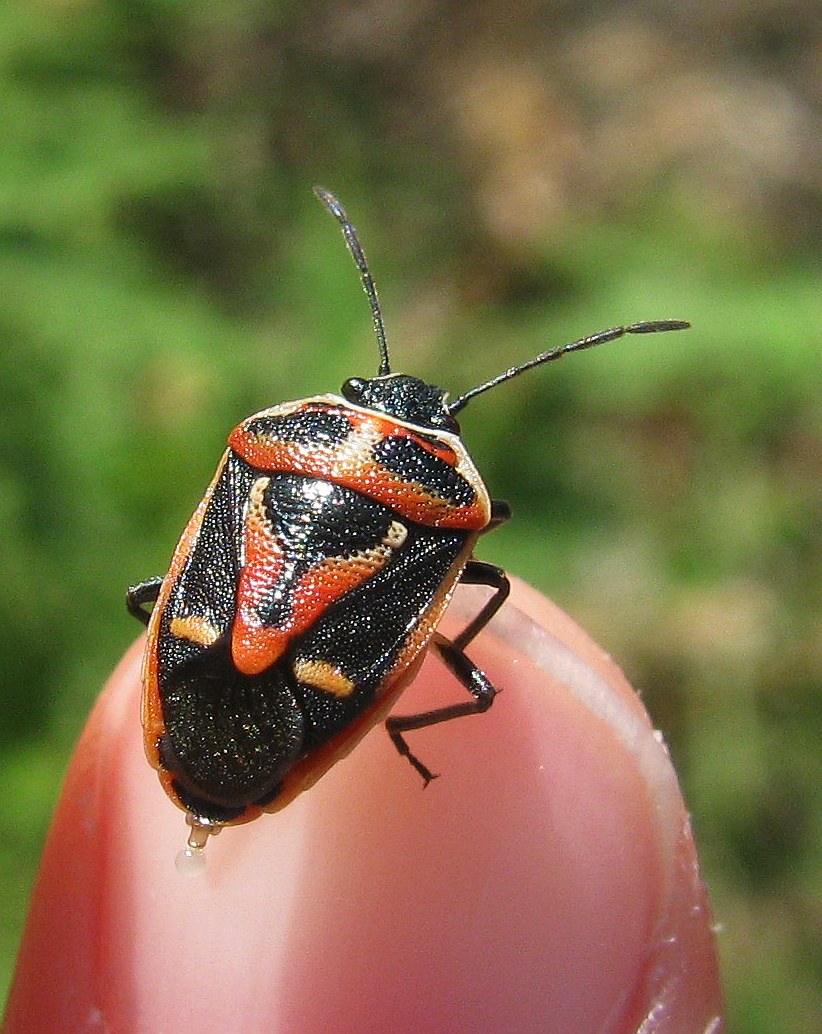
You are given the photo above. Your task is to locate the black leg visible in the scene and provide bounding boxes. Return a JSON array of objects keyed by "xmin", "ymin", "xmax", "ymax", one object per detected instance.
[
  {"xmin": 126, "ymin": 577, "xmax": 163, "ymax": 626},
  {"xmin": 451, "ymin": 559, "xmax": 510, "ymax": 651},
  {"xmin": 486, "ymin": 497, "xmax": 511, "ymax": 531},
  {"xmin": 385, "ymin": 560, "xmax": 509, "ymax": 783}
]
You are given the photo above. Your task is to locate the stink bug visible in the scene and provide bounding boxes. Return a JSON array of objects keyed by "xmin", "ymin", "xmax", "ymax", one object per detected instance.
[{"xmin": 128, "ymin": 187, "xmax": 689, "ymax": 865}]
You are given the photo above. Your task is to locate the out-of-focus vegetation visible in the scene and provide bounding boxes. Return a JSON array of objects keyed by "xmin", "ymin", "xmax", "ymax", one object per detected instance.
[{"xmin": 0, "ymin": 2, "xmax": 819, "ymax": 1029}]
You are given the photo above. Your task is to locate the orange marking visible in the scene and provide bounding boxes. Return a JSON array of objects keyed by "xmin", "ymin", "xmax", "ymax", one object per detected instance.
[
  {"xmin": 232, "ymin": 477, "xmax": 287, "ymax": 675},
  {"xmin": 169, "ymin": 615, "xmax": 222, "ymax": 647},
  {"xmin": 392, "ymin": 424, "xmax": 458, "ymax": 465},
  {"xmin": 142, "ymin": 452, "xmax": 230, "ymax": 771},
  {"xmin": 232, "ymin": 479, "xmax": 408, "ymax": 676},
  {"xmin": 229, "ymin": 405, "xmax": 490, "ymax": 530},
  {"xmin": 293, "ymin": 659, "xmax": 355, "ymax": 697}
]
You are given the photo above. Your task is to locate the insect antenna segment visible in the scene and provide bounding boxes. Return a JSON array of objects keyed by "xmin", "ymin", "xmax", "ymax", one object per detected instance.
[
  {"xmin": 447, "ymin": 320, "xmax": 691, "ymax": 415},
  {"xmin": 313, "ymin": 186, "xmax": 392, "ymax": 378}
]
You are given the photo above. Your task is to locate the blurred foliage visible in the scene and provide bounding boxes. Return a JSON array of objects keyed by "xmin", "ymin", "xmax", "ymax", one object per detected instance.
[{"xmin": 0, "ymin": 1, "xmax": 820, "ymax": 1030}]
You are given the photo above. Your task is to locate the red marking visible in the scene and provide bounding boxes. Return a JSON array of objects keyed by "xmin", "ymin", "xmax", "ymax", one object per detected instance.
[
  {"xmin": 231, "ymin": 493, "xmax": 286, "ymax": 674},
  {"xmin": 391, "ymin": 424, "xmax": 458, "ymax": 465},
  {"xmin": 232, "ymin": 481, "xmax": 394, "ymax": 676},
  {"xmin": 229, "ymin": 404, "xmax": 488, "ymax": 530}
]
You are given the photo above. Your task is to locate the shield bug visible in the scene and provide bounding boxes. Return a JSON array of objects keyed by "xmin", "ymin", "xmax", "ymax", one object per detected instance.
[{"xmin": 128, "ymin": 187, "xmax": 689, "ymax": 870}]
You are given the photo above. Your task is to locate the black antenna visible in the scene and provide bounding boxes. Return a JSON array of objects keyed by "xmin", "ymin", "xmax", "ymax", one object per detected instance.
[
  {"xmin": 447, "ymin": 320, "xmax": 691, "ymax": 415},
  {"xmin": 313, "ymin": 186, "xmax": 391, "ymax": 377}
]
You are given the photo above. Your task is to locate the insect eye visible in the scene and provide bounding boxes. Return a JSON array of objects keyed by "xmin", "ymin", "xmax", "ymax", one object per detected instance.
[{"xmin": 342, "ymin": 377, "xmax": 366, "ymax": 404}]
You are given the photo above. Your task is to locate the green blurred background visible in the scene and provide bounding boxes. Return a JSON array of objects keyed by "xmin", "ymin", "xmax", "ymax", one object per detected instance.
[{"xmin": 0, "ymin": 2, "xmax": 819, "ymax": 1030}]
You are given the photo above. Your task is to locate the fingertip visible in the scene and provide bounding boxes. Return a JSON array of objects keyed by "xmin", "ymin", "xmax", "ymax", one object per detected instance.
[
  {"xmin": 4, "ymin": 638, "xmax": 146, "ymax": 1032},
  {"xmin": 498, "ymin": 578, "xmax": 724, "ymax": 1032},
  {"xmin": 7, "ymin": 587, "xmax": 723, "ymax": 1033}
]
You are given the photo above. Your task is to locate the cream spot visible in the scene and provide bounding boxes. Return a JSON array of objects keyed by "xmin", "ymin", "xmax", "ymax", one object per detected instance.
[
  {"xmin": 169, "ymin": 615, "xmax": 221, "ymax": 647},
  {"xmin": 382, "ymin": 520, "xmax": 407, "ymax": 549},
  {"xmin": 293, "ymin": 658, "xmax": 356, "ymax": 697}
]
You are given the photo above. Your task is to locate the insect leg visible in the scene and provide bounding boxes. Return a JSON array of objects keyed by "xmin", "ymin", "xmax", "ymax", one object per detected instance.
[
  {"xmin": 126, "ymin": 577, "xmax": 163, "ymax": 626},
  {"xmin": 486, "ymin": 498, "xmax": 512, "ymax": 531},
  {"xmin": 451, "ymin": 559, "xmax": 510, "ymax": 650},
  {"xmin": 386, "ymin": 560, "xmax": 509, "ymax": 783}
]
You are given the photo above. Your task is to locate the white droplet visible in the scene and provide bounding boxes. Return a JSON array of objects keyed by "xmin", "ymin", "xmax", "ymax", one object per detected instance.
[{"xmin": 175, "ymin": 846, "xmax": 207, "ymax": 877}]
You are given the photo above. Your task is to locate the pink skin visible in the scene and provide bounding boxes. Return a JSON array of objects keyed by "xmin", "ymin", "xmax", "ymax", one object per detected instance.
[{"xmin": 4, "ymin": 578, "xmax": 723, "ymax": 1033}]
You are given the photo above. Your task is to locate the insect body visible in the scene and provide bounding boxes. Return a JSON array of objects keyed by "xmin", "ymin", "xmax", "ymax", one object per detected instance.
[{"xmin": 128, "ymin": 187, "xmax": 689, "ymax": 865}]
